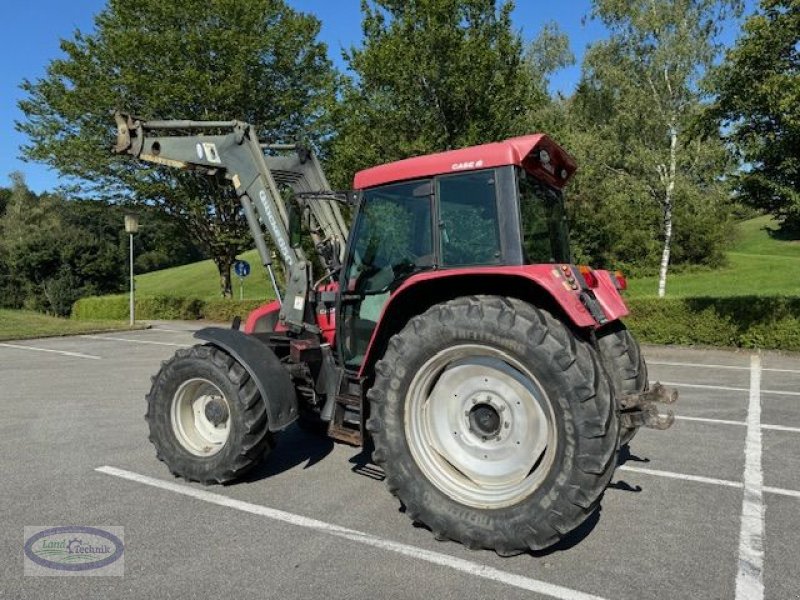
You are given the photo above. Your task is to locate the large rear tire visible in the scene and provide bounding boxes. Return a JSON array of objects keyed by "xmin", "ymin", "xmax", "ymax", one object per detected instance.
[
  {"xmin": 596, "ymin": 321, "xmax": 648, "ymax": 446},
  {"xmin": 145, "ymin": 344, "xmax": 273, "ymax": 484},
  {"xmin": 367, "ymin": 296, "xmax": 618, "ymax": 554}
]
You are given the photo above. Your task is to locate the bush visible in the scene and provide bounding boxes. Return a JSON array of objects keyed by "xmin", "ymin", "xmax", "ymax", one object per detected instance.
[
  {"xmin": 73, "ymin": 295, "xmax": 204, "ymax": 320},
  {"xmin": 201, "ymin": 299, "xmax": 265, "ymax": 322},
  {"xmin": 625, "ymin": 296, "xmax": 800, "ymax": 352}
]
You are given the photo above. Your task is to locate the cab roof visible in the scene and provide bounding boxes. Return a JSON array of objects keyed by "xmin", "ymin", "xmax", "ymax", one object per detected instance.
[{"xmin": 352, "ymin": 134, "xmax": 577, "ymax": 190}]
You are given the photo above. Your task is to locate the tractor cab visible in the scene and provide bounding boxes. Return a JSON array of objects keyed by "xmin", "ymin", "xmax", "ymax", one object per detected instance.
[{"xmin": 340, "ymin": 135, "xmax": 577, "ymax": 367}]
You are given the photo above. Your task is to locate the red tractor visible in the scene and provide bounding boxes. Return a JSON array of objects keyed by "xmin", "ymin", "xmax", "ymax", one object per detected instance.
[{"xmin": 114, "ymin": 112, "xmax": 676, "ymax": 555}]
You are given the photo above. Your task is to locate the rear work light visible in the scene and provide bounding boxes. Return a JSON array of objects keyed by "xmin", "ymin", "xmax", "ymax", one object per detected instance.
[
  {"xmin": 578, "ymin": 265, "xmax": 598, "ymax": 288},
  {"xmin": 614, "ymin": 270, "xmax": 628, "ymax": 291}
]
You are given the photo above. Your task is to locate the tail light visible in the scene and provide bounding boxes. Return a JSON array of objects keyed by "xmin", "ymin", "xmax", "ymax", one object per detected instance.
[
  {"xmin": 614, "ymin": 270, "xmax": 628, "ymax": 291},
  {"xmin": 578, "ymin": 265, "xmax": 598, "ymax": 288}
]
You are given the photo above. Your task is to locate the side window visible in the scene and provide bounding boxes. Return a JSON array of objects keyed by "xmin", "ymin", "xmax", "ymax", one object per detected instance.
[
  {"xmin": 438, "ymin": 170, "xmax": 501, "ymax": 266},
  {"xmin": 346, "ymin": 181, "xmax": 433, "ymax": 294}
]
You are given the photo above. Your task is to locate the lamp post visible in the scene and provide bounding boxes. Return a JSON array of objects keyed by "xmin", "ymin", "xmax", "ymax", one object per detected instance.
[{"xmin": 124, "ymin": 213, "xmax": 139, "ymax": 326}]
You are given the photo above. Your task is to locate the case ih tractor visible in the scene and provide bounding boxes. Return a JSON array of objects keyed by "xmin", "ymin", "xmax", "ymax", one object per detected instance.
[{"xmin": 114, "ymin": 112, "xmax": 676, "ymax": 555}]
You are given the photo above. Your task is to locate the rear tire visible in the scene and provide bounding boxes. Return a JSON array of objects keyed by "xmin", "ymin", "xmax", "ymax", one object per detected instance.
[
  {"xmin": 596, "ymin": 322, "xmax": 648, "ymax": 446},
  {"xmin": 367, "ymin": 296, "xmax": 618, "ymax": 554},
  {"xmin": 145, "ymin": 344, "xmax": 273, "ymax": 484}
]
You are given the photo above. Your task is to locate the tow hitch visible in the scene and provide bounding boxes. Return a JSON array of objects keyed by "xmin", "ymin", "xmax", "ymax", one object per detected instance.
[{"xmin": 619, "ymin": 383, "xmax": 678, "ymax": 430}]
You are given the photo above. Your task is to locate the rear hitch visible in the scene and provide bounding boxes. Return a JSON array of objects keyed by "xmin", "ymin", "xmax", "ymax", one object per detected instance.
[{"xmin": 619, "ymin": 383, "xmax": 678, "ymax": 431}]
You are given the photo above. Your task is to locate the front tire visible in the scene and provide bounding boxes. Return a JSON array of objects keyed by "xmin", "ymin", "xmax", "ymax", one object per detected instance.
[
  {"xmin": 145, "ymin": 344, "xmax": 273, "ymax": 484},
  {"xmin": 367, "ymin": 296, "xmax": 618, "ymax": 554}
]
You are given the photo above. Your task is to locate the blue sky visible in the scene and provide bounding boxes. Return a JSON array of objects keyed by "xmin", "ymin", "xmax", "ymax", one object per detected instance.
[{"xmin": 0, "ymin": 1, "xmax": 751, "ymax": 194}]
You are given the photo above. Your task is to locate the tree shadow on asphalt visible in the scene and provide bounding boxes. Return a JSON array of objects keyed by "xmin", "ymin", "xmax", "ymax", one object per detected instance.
[{"xmin": 239, "ymin": 425, "xmax": 334, "ymax": 483}]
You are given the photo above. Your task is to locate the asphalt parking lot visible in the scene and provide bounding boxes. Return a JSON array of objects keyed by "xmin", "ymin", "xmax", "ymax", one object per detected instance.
[{"xmin": 1, "ymin": 325, "xmax": 798, "ymax": 600}]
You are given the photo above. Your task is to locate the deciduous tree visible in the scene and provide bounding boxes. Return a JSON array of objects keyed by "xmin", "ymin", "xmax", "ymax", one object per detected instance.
[
  {"xmin": 17, "ymin": 0, "xmax": 336, "ymax": 296},
  {"xmin": 706, "ymin": 0, "xmax": 800, "ymax": 231}
]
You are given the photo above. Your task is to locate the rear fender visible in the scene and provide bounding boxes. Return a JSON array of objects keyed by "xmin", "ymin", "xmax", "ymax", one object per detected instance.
[
  {"xmin": 194, "ymin": 327, "xmax": 298, "ymax": 431},
  {"xmin": 357, "ymin": 265, "xmax": 629, "ymax": 378}
]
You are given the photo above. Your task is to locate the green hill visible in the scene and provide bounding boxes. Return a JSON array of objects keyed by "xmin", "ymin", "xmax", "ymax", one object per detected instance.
[
  {"xmin": 135, "ymin": 215, "xmax": 798, "ymax": 300},
  {"xmin": 136, "ymin": 249, "xmax": 275, "ymax": 301},
  {"xmin": 627, "ymin": 215, "xmax": 800, "ymax": 298}
]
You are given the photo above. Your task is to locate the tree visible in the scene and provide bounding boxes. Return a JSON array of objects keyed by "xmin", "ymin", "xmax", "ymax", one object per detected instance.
[
  {"xmin": 326, "ymin": 0, "xmax": 555, "ymax": 187},
  {"xmin": 17, "ymin": 0, "xmax": 336, "ymax": 296},
  {"xmin": 0, "ymin": 174, "xmax": 126, "ymax": 315},
  {"xmin": 706, "ymin": 0, "xmax": 800, "ymax": 231},
  {"xmin": 582, "ymin": 0, "xmax": 742, "ymax": 296}
]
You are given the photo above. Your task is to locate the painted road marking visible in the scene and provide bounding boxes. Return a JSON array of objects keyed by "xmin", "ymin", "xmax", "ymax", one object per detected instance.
[
  {"xmin": 96, "ymin": 466, "xmax": 608, "ymax": 600},
  {"xmin": 656, "ymin": 380, "xmax": 800, "ymax": 398},
  {"xmin": 0, "ymin": 342, "xmax": 101, "ymax": 360},
  {"xmin": 617, "ymin": 465, "xmax": 799, "ymax": 500},
  {"xmin": 675, "ymin": 415, "xmax": 800, "ymax": 434},
  {"xmin": 649, "ymin": 360, "xmax": 800, "ymax": 375},
  {"xmin": 735, "ymin": 354, "xmax": 764, "ymax": 600},
  {"xmin": 81, "ymin": 335, "xmax": 188, "ymax": 347}
]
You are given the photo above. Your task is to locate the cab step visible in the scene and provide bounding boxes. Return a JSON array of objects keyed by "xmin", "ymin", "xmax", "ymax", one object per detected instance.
[{"xmin": 328, "ymin": 393, "xmax": 363, "ymax": 445}]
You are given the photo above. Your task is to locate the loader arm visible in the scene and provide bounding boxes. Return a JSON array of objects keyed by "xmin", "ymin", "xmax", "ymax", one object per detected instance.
[{"xmin": 113, "ymin": 111, "xmax": 348, "ymax": 332}]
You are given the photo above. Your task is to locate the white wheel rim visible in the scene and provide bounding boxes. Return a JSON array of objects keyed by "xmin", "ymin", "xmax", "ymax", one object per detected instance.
[
  {"xmin": 170, "ymin": 378, "xmax": 231, "ymax": 457},
  {"xmin": 405, "ymin": 344, "xmax": 557, "ymax": 509}
]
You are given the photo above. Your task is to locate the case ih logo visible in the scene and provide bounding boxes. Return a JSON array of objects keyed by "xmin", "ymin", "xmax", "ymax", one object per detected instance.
[{"xmin": 451, "ymin": 159, "xmax": 484, "ymax": 171}]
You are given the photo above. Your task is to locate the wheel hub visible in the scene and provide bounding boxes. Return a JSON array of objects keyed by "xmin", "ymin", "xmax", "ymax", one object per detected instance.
[
  {"xmin": 468, "ymin": 403, "xmax": 501, "ymax": 438},
  {"xmin": 204, "ymin": 398, "xmax": 229, "ymax": 427}
]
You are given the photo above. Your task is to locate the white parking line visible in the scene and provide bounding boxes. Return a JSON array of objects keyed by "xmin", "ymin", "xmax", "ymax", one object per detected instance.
[
  {"xmin": 735, "ymin": 355, "xmax": 765, "ymax": 600},
  {"xmin": 618, "ymin": 465, "xmax": 741, "ymax": 490},
  {"xmin": 676, "ymin": 415, "xmax": 800, "ymax": 434},
  {"xmin": 81, "ymin": 335, "xmax": 188, "ymax": 347},
  {"xmin": 0, "ymin": 342, "xmax": 101, "ymax": 360},
  {"xmin": 617, "ymin": 465, "xmax": 800, "ymax": 500},
  {"xmin": 676, "ymin": 415, "xmax": 745, "ymax": 427},
  {"xmin": 658, "ymin": 380, "xmax": 800, "ymax": 397},
  {"xmin": 649, "ymin": 360, "xmax": 800, "ymax": 375},
  {"xmin": 96, "ymin": 465, "xmax": 608, "ymax": 600}
]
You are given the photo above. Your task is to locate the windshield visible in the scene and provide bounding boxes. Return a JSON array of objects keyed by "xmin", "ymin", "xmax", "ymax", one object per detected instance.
[{"xmin": 518, "ymin": 170, "xmax": 571, "ymax": 263}]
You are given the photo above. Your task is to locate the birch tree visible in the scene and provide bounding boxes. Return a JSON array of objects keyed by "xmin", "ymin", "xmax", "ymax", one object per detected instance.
[{"xmin": 585, "ymin": 0, "xmax": 742, "ymax": 296}]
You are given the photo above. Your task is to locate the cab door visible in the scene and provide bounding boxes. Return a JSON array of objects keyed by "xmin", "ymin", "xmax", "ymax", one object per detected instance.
[{"xmin": 338, "ymin": 179, "xmax": 434, "ymax": 369}]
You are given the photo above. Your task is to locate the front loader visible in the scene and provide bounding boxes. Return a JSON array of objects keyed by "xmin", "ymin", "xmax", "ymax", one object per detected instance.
[{"xmin": 114, "ymin": 111, "xmax": 677, "ymax": 555}]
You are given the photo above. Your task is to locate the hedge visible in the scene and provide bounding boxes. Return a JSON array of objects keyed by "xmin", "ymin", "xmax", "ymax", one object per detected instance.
[
  {"xmin": 72, "ymin": 294, "xmax": 205, "ymax": 321},
  {"xmin": 625, "ymin": 296, "xmax": 800, "ymax": 352},
  {"xmin": 73, "ymin": 293, "xmax": 800, "ymax": 352},
  {"xmin": 201, "ymin": 299, "xmax": 265, "ymax": 321}
]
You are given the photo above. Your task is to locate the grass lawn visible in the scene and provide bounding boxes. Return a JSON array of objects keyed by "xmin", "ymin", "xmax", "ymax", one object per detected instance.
[
  {"xmin": 0, "ymin": 309, "xmax": 137, "ymax": 342},
  {"xmin": 627, "ymin": 215, "xmax": 800, "ymax": 298},
  {"xmin": 136, "ymin": 248, "xmax": 274, "ymax": 300}
]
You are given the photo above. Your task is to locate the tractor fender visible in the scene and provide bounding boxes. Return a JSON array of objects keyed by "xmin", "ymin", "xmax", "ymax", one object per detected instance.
[
  {"xmin": 357, "ymin": 266, "xmax": 620, "ymax": 377},
  {"xmin": 194, "ymin": 327, "xmax": 298, "ymax": 431}
]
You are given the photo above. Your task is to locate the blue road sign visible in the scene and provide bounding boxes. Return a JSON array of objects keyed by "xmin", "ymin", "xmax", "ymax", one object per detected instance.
[{"xmin": 234, "ymin": 260, "xmax": 251, "ymax": 278}]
